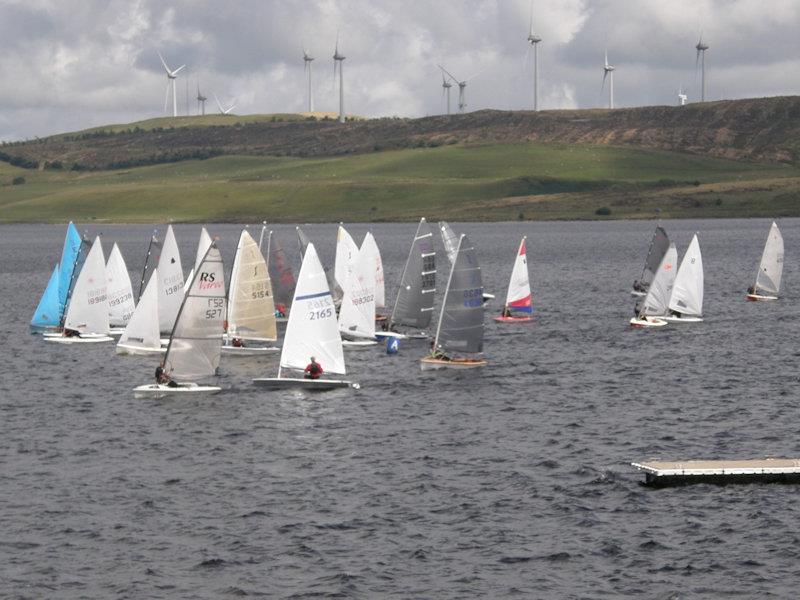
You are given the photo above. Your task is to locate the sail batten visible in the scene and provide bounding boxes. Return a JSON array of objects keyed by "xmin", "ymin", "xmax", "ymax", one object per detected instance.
[{"xmin": 390, "ymin": 218, "xmax": 436, "ymax": 329}]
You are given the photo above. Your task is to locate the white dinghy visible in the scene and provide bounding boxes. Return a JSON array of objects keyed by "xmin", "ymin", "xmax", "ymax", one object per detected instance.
[
  {"xmin": 665, "ymin": 234, "xmax": 704, "ymax": 323},
  {"xmin": 439, "ymin": 221, "xmax": 493, "ymax": 303},
  {"xmin": 157, "ymin": 225, "xmax": 185, "ymax": 333},
  {"xmin": 106, "ymin": 243, "xmax": 135, "ymax": 335},
  {"xmin": 47, "ymin": 236, "xmax": 113, "ymax": 344},
  {"xmin": 421, "ymin": 234, "xmax": 487, "ymax": 370},
  {"xmin": 134, "ymin": 243, "xmax": 226, "ymax": 398},
  {"xmin": 339, "ymin": 242, "xmax": 379, "ymax": 347},
  {"xmin": 385, "ymin": 218, "xmax": 436, "ymax": 339},
  {"xmin": 116, "ymin": 270, "xmax": 165, "ymax": 355},
  {"xmin": 630, "ymin": 242, "xmax": 678, "ymax": 328},
  {"xmin": 493, "ymin": 236, "xmax": 534, "ymax": 323},
  {"xmin": 223, "ymin": 229, "xmax": 279, "ymax": 355},
  {"xmin": 253, "ymin": 243, "xmax": 358, "ymax": 390},
  {"xmin": 632, "ymin": 225, "xmax": 670, "ymax": 297},
  {"xmin": 746, "ymin": 221, "xmax": 784, "ymax": 301}
]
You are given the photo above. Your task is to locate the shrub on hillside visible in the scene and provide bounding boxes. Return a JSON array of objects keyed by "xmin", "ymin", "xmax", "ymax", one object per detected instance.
[
  {"xmin": 12, "ymin": 176, "xmax": 25, "ymax": 185},
  {"xmin": 595, "ymin": 206, "xmax": 612, "ymax": 216}
]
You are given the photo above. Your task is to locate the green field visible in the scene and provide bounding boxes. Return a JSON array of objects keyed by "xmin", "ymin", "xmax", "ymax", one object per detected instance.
[{"xmin": 1, "ymin": 143, "xmax": 799, "ymax": 223}]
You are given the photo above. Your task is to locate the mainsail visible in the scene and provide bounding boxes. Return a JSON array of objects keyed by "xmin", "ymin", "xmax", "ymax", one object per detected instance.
[
  {"xmin": 505, "ymin": 237, "xmax": 532, "ymax": 313},
  {"xmin": 266, "ymin": 230, "xmax": 297, "ymax": 309},
  {"xmin": 194, "ymin": 226, "xmax": 213, "ymax": 272},
  {"xmin": 58, "ymin": 222, "xmax": 83, "ymax": 318},
  {"xmin": 668, "ymin": 234, "xmax": 704, "ymax": 317},
  {"xmin": 280, "ymin": 243, "xmax": 346, "ymax": 376},
  {"xmin": 361, "ymin": 232, "xmax": 385, "ymax": 308},
  {"xmin": 163, "ymin": 243, "xmax": 226, "ymax": 381},
  {"xmin": 60, "ymin": 237, "xmax": 92, "ymax": 327},
  {"xmin": 338, "ymin": 243, "xmax": 376, "ymax": 339},
  {"xmin": 157, "ymin": 225, "xmax": 184, "ymax": 332},
  {"xmin": 390, "ymin": 218, "xmax": 436, "ymax": 329},
  {"xmin": 227, "ymin": 230, "xmax": 277, "ymax": 342},
  {"xmin": 334, "ymin": 224, "xmax": 358, "ymax": 299},
  {"xmin": 137, "ymin": 231, "xmax": 161, "ymax": 301},
  {"xmin": 439, "ymin": 221, "xmax": 459, "ymax": 265},
  {"xmin": 64, "ymin": 236, "xmax": 109, "ymax": 335},
  {"xmin": 297, "ymin": 226, "xmax": 312, "ymax": 258},
  {"xmin": 31, "ymin": 265, "xmax": 60, "ymax": 328},
  {"xmin": 118, "ymin": 270, "xmax": 161, "ymax": 352},
  {"xmin": 754, "ymin": 222, "xmax": 784, "ymax": 295},
  {"xmin": 433, "ymin": 234, "xmax": 484, "ymax": 354},
  {"xmin": 106, "ymin": 243, "xmax": 135, "ymax": 327},
  {"xmin": 639, "ymin": 243, "xmax": 678, "ymax": 316},
  {"xmin": 638, "ymin": 225, "xmax": 670, "ymax": 290}
]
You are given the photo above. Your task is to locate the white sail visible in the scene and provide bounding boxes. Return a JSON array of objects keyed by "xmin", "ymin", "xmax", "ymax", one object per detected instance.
[
  {"xmin": 504, "ymin": 237, "xmax": 533, "ymax": 312},
  {"xmin": 668, "ymin": 234, "xmax": 703, "ymax": 317},
  {"xmin": 164, "ymin": 243, "xmax": 226, "ymax": 381},
  {"xmin": 227, "ymin": 229, "xmax": 277, "ymax": 341},
  {"xmin": 194, "ymin": 226, "xmax": 213, "ymax": 272},
  {"xmin": 338, "ymin": 243, "xmax": 376, "ymax": 339},
  {"xmin": 640, "ymin": 243, "xmax": 678, "ymax": 317},
  {"xmin": 334, "ymin": 224, "xmax": 358, "ymax": 297},
  {"xmin": 360, "ymin": 232, "xmax": 385, "ymax": 308},
  {"xmin": 105, "ymin": 242, "xmax": 135, "ymax": 327},
  {"xmin": 157, "ymin": 225, "xmax": 185, "ymax": 332},
  {"xmin": 754, "ymin": 222, "xmax": 784, "ymax": 295},
  {"xmin": 118, "ymin": 269, "xmax": 161, "ymax": 351},
  {"xmin": 439, "ymin": 221, "xmax": 459, "ymax": 265},
  {"xmin": 64, "ymin": 236, "xmax": 109, "ymax": 334},
  {"xmin": 280, "ymin": 243, "xmax": 346, "ymax": 375}
]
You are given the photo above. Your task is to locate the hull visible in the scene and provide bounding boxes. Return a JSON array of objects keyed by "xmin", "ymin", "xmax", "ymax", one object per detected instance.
[
  {"xmin": 221, "ymin": 345, "xmax": 280, "ymax": 356},
  {"xmin": 108, "ymin": 327, "xmax": 126, "ymax": 337},
  {"xmin": 493, "ymin": 315, "xmax": 533, "ymax": 323},
  {"xmin": 375, "ymin": 331, "xmax": 407, "ymax": 340},
  {"xmin": 663, "ymin": 315, "xmax": 703, "ymax": 323},
  {"xmin": 46, "ymin": 335, "xmax": 114, "ymax": 344},
  {"xmin": 342, "ymin": 339, "xmax": 378, "ymax": 348},
  {"xmin": 29, "ymin": 325, "xmax": 62, "ymax": 335},
  {"xmin": 115, "ymin": 343, "xmax": 166, "ymax": 356},
  {"xmin": 375, "ymin": 314, "xmax": 388, "ymax": 322},
  {"xmin": 252, "ymin": 377, "xmax": 358, "ymax": 390},
  {"xmin": 133, "ymin": 383, "xmax": 221, "ymax": 399},
  {"xmin": 629, "ymin": 316, "xmax": 667, "ymax": 328},
  {"xmin": 420, "ymin": 357, "xmax": 487, "ymax": 371},
  {"xmin": 746, "ymin": 293, "xmax": 778, "ymax": 302},
  {"xmin": 630, "ymin": 289, "xmax": 646, "ymax": 298}
]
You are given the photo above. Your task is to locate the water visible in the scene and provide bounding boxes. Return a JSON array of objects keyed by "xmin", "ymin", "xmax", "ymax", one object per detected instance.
[{"xmin": 2, "ymin": 219, "xmax": 799, "ymax": 599}]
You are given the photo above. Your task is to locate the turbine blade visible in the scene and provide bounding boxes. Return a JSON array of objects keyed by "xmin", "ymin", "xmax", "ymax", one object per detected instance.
[
  {"xmin": 157, "ymin": 51, "xmax": 171, "ymax": 74},
  {"xmin": 529, "ymin": 0, "xmax": 534, "ymax": 36},
  {"xmin": 465, "ymin": 70, "xmax": 482, "ymax": 82},
  {"xmin": 438, "ymin": 64, "xmax": 459, "ymax": 84},
  {"xmin": 227, "ymin": 104, "xmax": 236, "ymax": 113},
  {"xmin": 173, "ymin": 65, "xmax": 186, "ymax": 76},
  {"xmin": 601, "ymin": 70, "xmax": 607, "ymax": 92},
  {"xmin": 214, "ymin": 93, "xmax": 224, "ymax": 112}
]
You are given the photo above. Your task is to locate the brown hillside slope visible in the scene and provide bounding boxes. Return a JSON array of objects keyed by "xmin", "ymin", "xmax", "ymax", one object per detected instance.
[{"xmin": 4, "ymin": 95, "xmax": 800, "ymax": 170}]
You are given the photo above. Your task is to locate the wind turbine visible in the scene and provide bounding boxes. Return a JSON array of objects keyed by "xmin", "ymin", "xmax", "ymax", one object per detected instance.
[
  {"xmin": 333, "ymin": 33, "xmax": 345, "ymax": 123},
  {"xmin": 695, "ymin": 34, "xmax": 709, "ymax": 102},
  {"xmin": 601, "ymin": 49, "xmax": 615, "ymax": 109},
  {"xmin": 157, "ymin": 51, "xmax": 185, "ymax": 117},
  {"xmin": 678, "ymin": 86, "xmax": 688, "ymax": 106},
  {"xmin": 303, "ymin": 47, "xmax": 315, "ymax": 112},
  {"xmin": 525, "ymin": 1, "xmax": 542, "ymax": 111},
  {"xmin": 196, "ymin": 77, "xmax": 207, "ymax": 115},
  {"xmin": 439, "ymin": 69, "xmax": 452, "ymax": 115},
  {"xmin": 438, "ymin": 65, "xmax": 480, "ymax": 114},
  {"xmin": 214, "ymin": 93, "xmax": 236, "ymax": 115}
]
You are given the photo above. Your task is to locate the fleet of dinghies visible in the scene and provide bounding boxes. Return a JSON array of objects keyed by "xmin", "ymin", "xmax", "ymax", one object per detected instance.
[{"xmin": 32, "ymin": 218, "xmax": 785, "ymax": 394}]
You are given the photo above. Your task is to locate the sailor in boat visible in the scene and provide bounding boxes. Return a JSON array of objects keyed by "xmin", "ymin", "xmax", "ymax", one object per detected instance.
[
  {"xmin": 275, "ymin": 303, "xmax": 287, "ymax": 318},
  {"xmin": 501, "ymin": 306, "xmax": 512, "ymax": 318},
  {"xmin": 747, "ymin": 285, "xmax": 756, "ymax": 295},
  {"xmin": 632, "ymin": 279, "xmax": 645, "ymax": 293},
  {"xmin": 304, "ymin": 357, "xmax": 323, "ymax": 380},
  {"xmin": 428, "ymin": 341, "xmax": 449, "ymax": 361},
  {"xmin": 63, "ymin": 327, "xmax": 80, "ymax": 338},
  {"xmin": 155, "ymin": 363, "xmax": 179, "ymax": 388},
  {"xmin": 231, "ymin": 337, "xmax": 245, "ymax": 348}
]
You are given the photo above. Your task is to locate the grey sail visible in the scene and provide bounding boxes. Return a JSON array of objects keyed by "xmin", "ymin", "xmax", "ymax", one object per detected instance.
[
  {"xmin": 266, "ymin": 231, "xmax": 296, "ymax": 308},
  {"xmin": 435, "ymin": 234, "xmax": 484, "ymax": 354},
  {"xmin": 439, "ymin": 221, "xmax": 459, "ymax": 265},
  {"xmin": 390, "ymin": 218, "xmax": 436, "ymax": 329},
  {"xmin": 297, "ymin": 226, "xmax": 312, "ymax": 259},
  {"xmin": 639, "ymin": 226, "xmax": 670, "ymax": 289},
  {"xmin": 297, "ymin": 226, "xmax": 337, "ymax": 302},
  {"xmin": 138, "ymin": 232, "xmax": 162, "ymax": 302}
]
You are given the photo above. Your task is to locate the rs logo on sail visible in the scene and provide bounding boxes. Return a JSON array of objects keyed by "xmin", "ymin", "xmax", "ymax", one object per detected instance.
[{"xmin": 199, "ymin": 272, "xmax": 223, "ymax": 289}]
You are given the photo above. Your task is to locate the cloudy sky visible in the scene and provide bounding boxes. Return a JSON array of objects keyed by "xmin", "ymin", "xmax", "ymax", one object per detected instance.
[{"xmin": 1, "ymin": 0, "xmax": 798, "ymax": 141}]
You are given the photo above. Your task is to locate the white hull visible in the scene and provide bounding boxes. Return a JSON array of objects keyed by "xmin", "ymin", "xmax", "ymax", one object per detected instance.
[
  {"xmin": 420, "ymin": 357, "xmax": 487, "ymax": 371},
  {"xmin": 115, "ymin": 343, "xmax": 166, "ymax": 356},
  {"xmin": 108, "ymin": 327, "xmax": 126, "ymax": 336},
  {"xmin": 133, "ymin": 382, "xmax": 222, "ymax": 399},
  {"xmin": 46, "ymin": 335, "xmax": 114, "ymax": 344},
  {"xmin": 252, "ymin": 377, "xmax": 358, "ymax": 390},
  {"xmin": 374, "ymin": 331, "xmax": 408, "ymax": 340},
  {"xmin": 629, "ymin": 316, "xmax": 667, "ymax": 328},
  {"xmin": 342, "ymin": 339, "xmax": 378, "ymax": 348},
  {"xmin": 663, "ymin": 315, "xmax": 703, "ymax": 323},
  {"xmin": 221, "ymin": 345, "xmax": 280, "ymax": 356},
  {"xmin": 630, "ymin": 290, "xmax": 646, "ymax": 298}
]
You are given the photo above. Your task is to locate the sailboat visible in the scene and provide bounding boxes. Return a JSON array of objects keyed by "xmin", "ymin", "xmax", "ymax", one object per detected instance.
[
  {"xmin": 137, "ymin": 230, "xmax": 161, "ymax": 302},
  {"xmin": 339, "ymin": 243, "xmax": 378, "ymax": 347},
  {"xmin": 632, "ymin": 225, "xmax": 670, "ymax": 297},
  {"xmin": 746, "ymin": 222, "xmax": 784, "ymax": 301},
  {"xmin": 223, "ymin": 229, "xmax": 279, "ymax": 355},
  {"xmin": 106, "ymin": 243, "xmax": 135, "ymax": 334},
  {"xmin": 387, "ymin": 218, "xmax": 436, "ymax": 339},
  {"xmin": 157, "ymin": 225, "xmax": 185, "ymax": 333},
  {"xmin": 31, "ymin": 221, "xmax": 83, "ymax": 332},
  {"xmin": 265, "ymin": 228, "xmax": 296, "ymax": 319},
  {"xmin": 439, "ymin": 221, "xmax": 493, "ymax": 303},
  {"xmin": 421, "ymin": 234, "xmax": 486, "ymax": 370},
  {"xmin": 664, "ymin": 234, "xmax": 704, "ymax": 323},
  {"xmin": 334, "ymin": 224, "xmax": 358, "ymax": 303},
  {"xmin": 134, "ymin": 242, "xmax": 227, "ymax": 398},
  {"xmin": 47, "ymin": 236, "xmax": 113, "ymax": 343},
  {"xmin": 630, "ymin": 242, "xmax": 678, "ymax": 328},
  {"xmin": 360, "ymin": 232, "xmax": 386, "ymax": 321},
  {"xmin": 116, "ymin": 270, "xmax": 164, "ymax": 355},
  {"xmin": 184, "ymin": 226, "xmax": 213, "ymax": 293},
  {"xmin": 493, "ymin": 236, "xmax": 533, "ymax": 323},
  {"xmin": 253, "ymin": 242, "xmax": 357, "ymax": 390}
]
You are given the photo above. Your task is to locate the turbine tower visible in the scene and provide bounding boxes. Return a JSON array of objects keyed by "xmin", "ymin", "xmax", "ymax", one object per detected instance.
[
  {"xmin": 214, "ymin": 93, "xmax": 236, "ymax": 115},
  {"xmin": 303, "ymin": 48, "xmax": 315, "ymax": 112},
  {"xmin": 678, "ymin": 86, "xmax": 688, "ymax": 106},
  {"xmin": 602, "ymin": 49, "xmax": 615, "ymax": 109},
  {"xmin": 333, "ymin": 34, "xmax": 345, "ymax": 123},
  {"xmin": 526, "ymin": 1, "xmax": 542, "ymax": 111},
  {"xmin": 196, "ymin": 78, "xmax": 207, "ymax": 115},
  {"xmin": 438, "ymin": 65, "xmax": 479, "ymax": 114},
  {"xmin": 440, "ymin": 69, "xmax": 452, "ymax": 115},
  {"xmin": 157, "ymin": 51, "xmax": 185, "ymax": 117},
  {"xmin": 695, "ymin": 35, "xmax": 709, "ymax": 102}
]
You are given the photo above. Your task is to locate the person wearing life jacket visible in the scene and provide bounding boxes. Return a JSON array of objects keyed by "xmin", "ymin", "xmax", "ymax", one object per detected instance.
[
  {"xmin": 304, "ymin": 356, "xmax": 323, "ymax": 379},
  {"xmin": 275, "ymin": 303, "xmax": 287, "ymax": 318},
  {"xmin": 231, "ymin": 337, "xmax": 244, "ymax": 348},
  {"xmin": 155, "ymin": 363, "xmax": 179, "ymax": 387}
]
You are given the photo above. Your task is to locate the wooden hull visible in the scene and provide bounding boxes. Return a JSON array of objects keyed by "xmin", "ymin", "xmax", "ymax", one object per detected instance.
[
  {"xmin": 746, "ymin": 293, "xmax": 778, "ymax": 302},
  {"xmin": 629, "ymin": 316, "xmax": 667, "ymax": 328},
  {"xmin": 493, "ymin": 315, "xmax": 533, "ymax": 323},
  {"xmin": 133, "ymin": 383, "xmax": 221, "ymax": 399},
  {"xmin": 420, "ymin": 357, "xmax": 487, "ymax": 371},
  {"xmin": 115, "ymin": 343, "xmax": 165, "ymax": 356},
  {"xmin": 252, "ymin": 377, "xmax": 358, "ymax": 390}
]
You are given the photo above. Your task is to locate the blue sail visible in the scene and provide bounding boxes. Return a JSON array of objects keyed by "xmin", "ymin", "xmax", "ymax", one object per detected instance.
[
  {"xmin": 58, "ymin": 222, "xmax": 82, "ymax": 317},
  {"xmin": 31, "ymin": 264, "xmax": 61, "ymax": 328}
]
